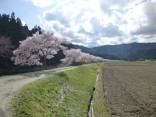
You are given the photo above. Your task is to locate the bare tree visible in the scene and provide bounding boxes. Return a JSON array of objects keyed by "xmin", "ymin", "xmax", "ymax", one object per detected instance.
[{"xmin": 0, "ymin": 35, "xmax": 14, "ymax": 57}]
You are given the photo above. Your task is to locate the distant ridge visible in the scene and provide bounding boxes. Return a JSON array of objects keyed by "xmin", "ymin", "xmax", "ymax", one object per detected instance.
[{"xmin": 75, "ymin": 42, "xmax": 156, "ymax": 60}]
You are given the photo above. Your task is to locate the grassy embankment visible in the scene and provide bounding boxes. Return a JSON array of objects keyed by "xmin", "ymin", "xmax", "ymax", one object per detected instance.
[
  {"xmin": 93, "ymin": 66, "xmax": 110, "ymax": 117},
  {"xmin": 12, "ymin": 63, "xmax": 101, "ymax": 117}
]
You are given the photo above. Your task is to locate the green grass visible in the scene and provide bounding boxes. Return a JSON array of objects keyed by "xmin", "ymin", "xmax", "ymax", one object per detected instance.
[
  {"xmin": 93, "ymin": 65, "xmax": 110, "ymax": 117},
  {"xmin": 0, "ymin": 75, "xmax": 12, "ymax": 79},
  {"xmin": 11, "ymin": 64, "xmax": 100, "ymax": 117}
]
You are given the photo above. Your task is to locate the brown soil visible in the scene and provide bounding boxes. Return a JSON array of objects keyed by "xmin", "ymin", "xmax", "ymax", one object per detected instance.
[{"xmin": 103, "ymin": 63, "xmax": 156, "ymax": 117}]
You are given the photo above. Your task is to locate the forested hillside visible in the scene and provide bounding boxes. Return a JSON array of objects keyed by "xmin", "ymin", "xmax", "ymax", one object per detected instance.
[{"xmin": 76, "ymin": 43, "xmax": 156, "ymax": 60}]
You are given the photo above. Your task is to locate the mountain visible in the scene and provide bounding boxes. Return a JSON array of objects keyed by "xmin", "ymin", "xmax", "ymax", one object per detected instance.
[
  {"xmin": 75, "ymin": 45, "xmax": 121, "ymax": 60},
  {"xmin": 127, "ymin": 48, "xmax": 156, "ymax": 60},
  {"xmin": 75, "ymin": 43, "xmax": 156, "ymax": 60},
  {"xmin": 74, "ymin": 45, "xmax": 91, "ymax": 53}
]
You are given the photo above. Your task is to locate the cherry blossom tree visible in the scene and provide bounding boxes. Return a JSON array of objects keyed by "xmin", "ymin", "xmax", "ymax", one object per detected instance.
[
  {"xmin": 12, "ymin": 30, "xmax": 68, "ymax": 67},
  {"xmin": 61, "ymin": 49, "xmax": 104, "ymax": 65},
  {"xmin": 61, "ymin": 49, "xmax": 82, "ymax": 65},
  {"xmin": 0, "ymin": 35, "xmax": 14, "ymax": 58}
]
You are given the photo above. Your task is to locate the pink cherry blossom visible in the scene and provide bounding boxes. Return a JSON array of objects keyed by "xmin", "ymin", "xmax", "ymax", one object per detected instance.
[
  {"xmin": 61, "ymin": 49, "xmax": 104, "ymax": 65},
  {"xmin": 12, "ymin": 30, "xmax": 68, "ymax": 67}
]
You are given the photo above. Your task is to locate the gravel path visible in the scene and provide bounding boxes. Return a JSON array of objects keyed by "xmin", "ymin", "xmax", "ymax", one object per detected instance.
[
  {"xmin": 103, "ymin": 63, "xmax": 156, "ymax": 117},
  {"xmin": 0, "ymin": 66, "xmax": 77, "ymax": 117}
]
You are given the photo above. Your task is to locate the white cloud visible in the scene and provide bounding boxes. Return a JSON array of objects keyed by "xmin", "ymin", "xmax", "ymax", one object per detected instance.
[
  {"xmin": 29, "ymin": 0, "xmax": 52, "ymax": 8},
  {"xmin": 39, "ymin": 0, "xmax": 156, "ymax": 47},
  {"xmin": 21, "ymin": 20, "xmax": 26, "ymax": 26},
  {"xmin": 132, "ymin": 0, "xmax": 156, "ymax": 35}
]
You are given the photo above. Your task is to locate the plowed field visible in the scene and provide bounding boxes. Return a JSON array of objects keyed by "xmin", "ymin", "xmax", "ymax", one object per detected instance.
[{"xmin": 103, "ymin": 63, "xmax": 156, "ymax": 117}]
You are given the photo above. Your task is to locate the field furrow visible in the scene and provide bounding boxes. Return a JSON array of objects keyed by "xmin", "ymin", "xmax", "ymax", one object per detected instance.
[{"xmin": 103, "ymin": 63, "xmax": 156, "ymax": 117}]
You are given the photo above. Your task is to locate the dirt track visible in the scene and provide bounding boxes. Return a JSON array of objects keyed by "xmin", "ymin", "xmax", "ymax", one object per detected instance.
[
  {"xmin": 103, "ymin": 63, "xmax": 156, "ymax": 117},
  {"xmin": 0, "ymin": 66, "xmax": 76, "ymax": 117}
]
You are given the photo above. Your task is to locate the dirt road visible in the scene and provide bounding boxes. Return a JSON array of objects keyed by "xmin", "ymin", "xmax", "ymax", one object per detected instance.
[
  {"xmin": 103, "ymin": 63, "xmax": 156, "ymax": 117},
  {"xmin": 0, "ymin": 66, "xmax": 77, "ymax": 117}
]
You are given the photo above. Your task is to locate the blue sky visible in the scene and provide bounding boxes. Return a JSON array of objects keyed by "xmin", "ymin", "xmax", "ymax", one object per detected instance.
[
  {"xmin": 0, "ymin": 0, "xmax": 44, "ymax": 29},
  {"xmin": 0, "ymin": 0, "xmax": 156, "ymax": 47}
]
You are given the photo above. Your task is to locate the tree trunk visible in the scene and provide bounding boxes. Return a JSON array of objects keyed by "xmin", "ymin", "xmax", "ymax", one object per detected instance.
[{"xmin": 43, "ymin": 56, "xmax": 47, "ymax": 69}]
